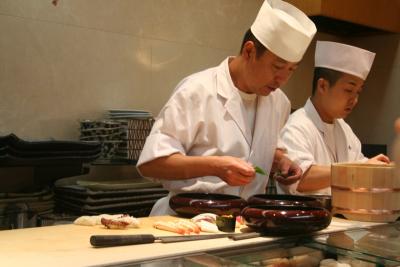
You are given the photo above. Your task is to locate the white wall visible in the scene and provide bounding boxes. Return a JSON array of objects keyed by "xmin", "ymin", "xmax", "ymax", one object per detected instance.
[
  {"xmin": 1, "ymin": 0, "xmax": 399, "ymax": 155},
  {"xmin": 0, "ymin": 0, "xmax": 262, "ymax": 139}
]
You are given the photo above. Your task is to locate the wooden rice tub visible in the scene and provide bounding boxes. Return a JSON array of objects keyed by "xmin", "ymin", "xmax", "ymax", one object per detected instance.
[{"xmin": 331, "ymin": 163, "xmax": 400, "ymax": 222}]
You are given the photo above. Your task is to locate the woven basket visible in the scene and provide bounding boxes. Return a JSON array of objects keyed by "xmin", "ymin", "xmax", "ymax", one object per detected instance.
[{"xmin": 127, "ymin": 118, "xmax": 154, "ymax": 161}]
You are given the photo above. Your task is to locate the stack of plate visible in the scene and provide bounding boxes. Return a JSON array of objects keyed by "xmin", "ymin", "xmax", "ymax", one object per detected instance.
[
  {"xmin": 0, "ymin": 134, "xmax": 101, "ymax": 165},
  {"xmin": 54, "ymin": 178, "xmax": 168, "ymax": 217},
  {"xmin": 108, "ymin": 109, "xmax": 153, "ymax": 120}
]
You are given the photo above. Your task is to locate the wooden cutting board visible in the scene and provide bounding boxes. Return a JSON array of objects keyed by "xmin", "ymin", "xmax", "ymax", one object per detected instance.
[{"xmin": 0, "ymin": 215, "xmax": 246, "ymax": 267}]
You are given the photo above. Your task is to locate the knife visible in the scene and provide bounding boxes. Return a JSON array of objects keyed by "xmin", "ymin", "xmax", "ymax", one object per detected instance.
[{"xmin": 90, "ymin": 233, "xmax": 238, "ymax": 247}]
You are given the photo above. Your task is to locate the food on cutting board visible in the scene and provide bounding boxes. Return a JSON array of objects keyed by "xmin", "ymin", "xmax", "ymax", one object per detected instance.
[
  {"xmin": 74, "ymin": 214, "xmax": 140, "ymax": 229},
  {"xmin": 153, "ymin": 220, "xmax": 202, "ymax": 234},
  {"xmin": 153, "ymin": 212, "xmax": 244, "ymax": 235},
  {"xmin": 177, "ymin": 220, "xmax": 201, "ymax": 234},
  {"xmin": 235, "ymin": 215, "xmax": 245, "ymax": 227},
  {"xmin": 195, "ymin": 220, "xmax": 219, "ymax": 233},
  {"xmin": 151, "ymin": 212, "xmax": 246, "ymax": 235},
  {"xmin": 191, "ymin": 213, "xmax": 217, "ymax": 224},
  {"xmin": 192, "ymin": 213, "xmax": 245, "ymax": 230},
  {"xmin": 190, "ymin": 213, "xmax": 219, "ymax": 233},
  {"xmin": 101, "ymin": 214, "xmax": 140, "ymax": 229}
]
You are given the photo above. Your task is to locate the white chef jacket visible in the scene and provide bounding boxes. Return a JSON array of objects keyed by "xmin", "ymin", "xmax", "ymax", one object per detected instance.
[
  {"xmin": 278, "ymin": 98, "xmax": 367, "ymax": 195},
  {"xmin": 137, "ymin": 57, "xmax": 291, "ymax": 215}
]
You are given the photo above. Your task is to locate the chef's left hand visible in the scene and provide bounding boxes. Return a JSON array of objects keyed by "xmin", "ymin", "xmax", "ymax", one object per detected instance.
[
  {"xmin": 274, "ymin": 155, "xmax": 302, "ymax": 185},
  {"xmin": 367, "ymin": 154, "xmax": 390, "ymax": 164}
]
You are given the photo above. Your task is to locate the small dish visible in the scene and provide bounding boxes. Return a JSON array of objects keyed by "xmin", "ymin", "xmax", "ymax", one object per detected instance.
[
  {"xmin": 169, "ymin": 193, "xmax": 247, "ymax": 218},
  {"xmin": 216, "ymin": 215, "xmax": 236, "ymax": 232},
  {"xmin": 247, "ymin": 194, "xmax": 321, "ymax": 208},
  {"xmin": 241, "ymin": 205, "xmax": 332, "ymax": 235}
]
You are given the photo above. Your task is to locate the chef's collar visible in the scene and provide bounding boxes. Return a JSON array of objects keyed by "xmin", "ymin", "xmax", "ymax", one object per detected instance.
[
  {"xmin": 216, "ymin": 57, "xmax": 236, "ymax": 99},
  {"xmin": 304, "ymin": 98, "xmax": 337, "ymax": 134}
]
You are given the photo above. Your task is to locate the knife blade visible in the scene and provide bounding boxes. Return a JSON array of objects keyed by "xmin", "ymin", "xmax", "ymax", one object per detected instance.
[
  {"xmin": 228, "ymin": 232, "xmax": 262, "ymax": 240},
  {"xmin": 90, "ymin": 233, "xmax": 238, "ymax": 247}
]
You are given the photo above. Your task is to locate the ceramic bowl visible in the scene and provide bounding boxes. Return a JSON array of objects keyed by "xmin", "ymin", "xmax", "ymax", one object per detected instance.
[
  {"xmin": 241, "ymin": 205, "xmax": 332, "ymax": 235},
  {"xmin": 247, "ymin": 194, "xmax": 322, "ymax": 208},
  {"xmin": 169, "ymin": 193, "xmax": 247, "ymax": 218}
]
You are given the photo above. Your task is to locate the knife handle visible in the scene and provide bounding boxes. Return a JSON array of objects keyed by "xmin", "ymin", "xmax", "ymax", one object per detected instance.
[{"xmin": 90, "ymin": 235, "xmax": 156, "ymax": 247}]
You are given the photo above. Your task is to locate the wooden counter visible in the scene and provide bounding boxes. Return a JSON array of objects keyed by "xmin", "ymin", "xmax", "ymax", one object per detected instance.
[{"xmin": 0, "ymin": 216, "xmax": 382, "ymax": 267}]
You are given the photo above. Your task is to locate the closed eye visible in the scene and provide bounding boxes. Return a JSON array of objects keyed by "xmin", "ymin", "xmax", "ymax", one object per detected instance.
[{"xmin": 273, "ymin": 64, "xmax": 284, "ymax": 70}]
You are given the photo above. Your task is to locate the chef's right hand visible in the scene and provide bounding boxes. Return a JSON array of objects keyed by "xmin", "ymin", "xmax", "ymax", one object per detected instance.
[{"xmin": 214, "ymin": 156, "xmax": 255, "ymax": 186}]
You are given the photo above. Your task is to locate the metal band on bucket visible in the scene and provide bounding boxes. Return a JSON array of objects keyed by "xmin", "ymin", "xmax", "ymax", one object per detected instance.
[
  {"xmin": 331, "ymin": 185, "xmax": 400, "ymax": 193},
  {"xmin": 333, "ymin": 207, "xmax": 400, "ymax": 215}
]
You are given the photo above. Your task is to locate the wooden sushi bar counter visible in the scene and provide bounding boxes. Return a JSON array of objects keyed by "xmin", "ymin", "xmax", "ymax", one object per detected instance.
[{"xmin": 0, "ymin": 215, "xmax": 395, "ymax": 267}]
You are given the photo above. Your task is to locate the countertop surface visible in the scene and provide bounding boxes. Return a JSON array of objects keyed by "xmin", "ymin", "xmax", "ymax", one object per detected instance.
[{"xmin": 0, "ymin": 216, "xmax": 383, "ymax": 267}]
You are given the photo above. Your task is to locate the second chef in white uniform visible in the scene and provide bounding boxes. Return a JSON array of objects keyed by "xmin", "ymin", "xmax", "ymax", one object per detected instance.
[{"xmin": 279, "ymin": 41, "xmax": 390, "ymax": 195}]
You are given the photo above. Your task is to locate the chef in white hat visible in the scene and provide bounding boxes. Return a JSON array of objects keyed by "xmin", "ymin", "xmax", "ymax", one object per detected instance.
[
  {"xmin": 278, "ymin": 41, "xmax": 390, "ymax": 196},
  {"xmin": 137, "ymin": 0, "xmax": 316, "ymax": 215}
]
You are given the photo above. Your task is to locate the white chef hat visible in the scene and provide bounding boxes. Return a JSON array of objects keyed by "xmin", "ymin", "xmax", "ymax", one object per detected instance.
[
  {"xmin": 250, "ymin": 0, "xmax": 316, "ymax": 62},
  {"xmin": 315, "ymin": 41, "xmax": 376, "ymax": 80}
]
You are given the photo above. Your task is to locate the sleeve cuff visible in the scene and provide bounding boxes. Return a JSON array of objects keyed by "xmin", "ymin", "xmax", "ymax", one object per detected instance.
[{"xmin": 136, "ymin": 132, "xmax": 186, "ymax": 167}]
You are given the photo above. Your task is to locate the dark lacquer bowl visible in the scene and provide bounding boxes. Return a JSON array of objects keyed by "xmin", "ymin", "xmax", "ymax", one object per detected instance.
[
  {"xmin": 169, "ymin": 193, "xmax": 247, "ymax": 218},
  {"xmin": 305, "ymin": 195, "xmax": 332, "ymax": 211},
  {"xmin": 241, "ymin": 205, "xmax": 332, "ymax": 235},
  {"xmin": 247, "ymin": 194, "xmax": 322, "ymax": 208}
]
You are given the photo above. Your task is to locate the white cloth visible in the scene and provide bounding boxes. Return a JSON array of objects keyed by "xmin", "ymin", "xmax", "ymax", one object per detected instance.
[
  {"xmin": 278, "ymin": 98, "xmax": 367, "ymax": 195},
  {"xmin": 315, "ymin": 41, "xmax": 375, "ymax": 80},
  {"xmin": 137, "ymin": 57, "xmax": 291, "ymax": 215},
  {"xmin": 251, "ymin": 0, "xmax": 316, "ymax": 62}
]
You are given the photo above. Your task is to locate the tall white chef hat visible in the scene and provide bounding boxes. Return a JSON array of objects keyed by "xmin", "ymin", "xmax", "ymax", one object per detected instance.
[
  {"xmin": 315, "ymin": 41, "xmax": 376, "ymax": 80},
  {"xmin": 250, "ymin": 0, "xmax": 316, "ymax": 62}
]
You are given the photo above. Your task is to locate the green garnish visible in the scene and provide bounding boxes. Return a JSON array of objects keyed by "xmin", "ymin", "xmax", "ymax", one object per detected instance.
[{"xmin": 254, "ymin": 166, "xmax": 266, "ymax": 175}]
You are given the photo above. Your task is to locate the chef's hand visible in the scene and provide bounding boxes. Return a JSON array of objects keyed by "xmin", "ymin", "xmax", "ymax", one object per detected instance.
[
  {"xmin": 273, "ymin": 155, "xmax": 302, "ymax": 185},
  {"xmin": 215, "ymin": 156, "xmax": 255, "ymax": 186},
  {"xmin": 367, "ymin": 154, "xmax": 390, "ymax": 164}
]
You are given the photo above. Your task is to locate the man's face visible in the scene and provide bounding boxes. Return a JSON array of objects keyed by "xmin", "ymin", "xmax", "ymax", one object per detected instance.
[
  {"xmin": 321, "ymin": 73, "xmax": 364, "ymax": 119},
  {"xmin": 243, "ymin": 50, "xmax": 299, "ymax": 96}
]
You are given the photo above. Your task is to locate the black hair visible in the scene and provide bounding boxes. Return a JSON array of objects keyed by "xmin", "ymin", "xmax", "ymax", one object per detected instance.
[
  {"xmin": 239, "ymin": 29, "xmax": 267, "ymax": 58},
  {"xmin": 312, "ymin": 67, "xmax": 343, "ymax": 96}
]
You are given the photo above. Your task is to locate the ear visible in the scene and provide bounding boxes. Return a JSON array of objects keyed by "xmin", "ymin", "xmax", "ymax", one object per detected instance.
[
  {"xmin": 241, "ymin": 41, "xmax": 256, "ymax": 60},
  {"xmin": 317, "ymin": 78, "xmax": 330, "ymax": 94}
]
